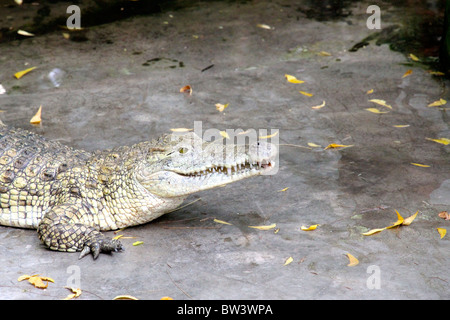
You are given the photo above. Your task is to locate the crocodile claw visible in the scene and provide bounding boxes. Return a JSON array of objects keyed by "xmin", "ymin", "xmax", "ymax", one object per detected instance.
[{"xmin": 79, "ymin": 238, "xmax": 124, "ymax": 260}]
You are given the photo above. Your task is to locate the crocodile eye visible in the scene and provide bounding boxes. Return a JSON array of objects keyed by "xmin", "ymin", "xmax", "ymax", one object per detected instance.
[{"xmin": 178, "ymin": 147, "xmax": 189, "ymax": 154}]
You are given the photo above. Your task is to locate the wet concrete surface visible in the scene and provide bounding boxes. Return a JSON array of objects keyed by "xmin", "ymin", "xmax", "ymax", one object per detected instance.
[{"xmin": 0, "ymin": 0, "xmax": 449, "ymax": 299}]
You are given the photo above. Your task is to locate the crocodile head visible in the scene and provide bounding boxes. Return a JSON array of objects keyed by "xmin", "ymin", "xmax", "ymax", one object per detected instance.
[{"xmin": 134, "ymin": 132, "xmax": 278, "ymax": 197}]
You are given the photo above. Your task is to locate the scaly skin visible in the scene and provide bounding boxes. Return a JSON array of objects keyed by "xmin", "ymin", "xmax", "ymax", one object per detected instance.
[{"xmin": 0, "ymin": 126, "xmax": 277, "ymax": 259}]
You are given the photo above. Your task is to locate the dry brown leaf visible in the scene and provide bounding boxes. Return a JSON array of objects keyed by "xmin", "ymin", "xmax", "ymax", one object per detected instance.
[
  {"xmin": 179, "ymin": 85, "xmax": 192, "ymax": 95},
  {"xmin": 438, "ymin": 211, "xmax": 450, "ymax": 220}
]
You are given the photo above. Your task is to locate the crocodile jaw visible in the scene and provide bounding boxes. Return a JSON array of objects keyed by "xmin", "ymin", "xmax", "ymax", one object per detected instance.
[{"xmin": 137, "ymin": 138, "xmax": 278, "ymax": 198}]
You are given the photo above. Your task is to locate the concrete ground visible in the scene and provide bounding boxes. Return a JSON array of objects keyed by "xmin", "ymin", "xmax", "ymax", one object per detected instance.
[{"xmin": 0, "ymin": 0, "xmax": 448, "ymax": 300}]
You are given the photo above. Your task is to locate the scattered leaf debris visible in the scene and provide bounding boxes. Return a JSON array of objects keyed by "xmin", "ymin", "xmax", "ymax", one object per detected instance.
[
  {"xmin": 284, "ymin": 256, "xmax": 294, "ymax": 266},
  {"xmin": 285, "ymin": 74, "xmax": 304, "ymax": 84},
  {"xmin": 213, "ymin": 218, "xmax": 233, "ymax": 225},
  {"xmin": 249, "ymin": 223, "xmax": 276, "ymax": 230},
  {"xmin": 132, "ymin": 241, "xmax": 144, "ymax": 246},
  {"xmin": 18, "ymin": 274, "xmax": 54, "ymax": 289},
  {"xmin": 438, "ymin": 211, "xmax": 450, "ymax": 220},
  {"xmin": 300, "ymin": 224, "xmax": 319, "ymax": 231},
  {"xmin": 14, "ymin": 66, "xmax": 37, "ymax": 79},
  {"xmin": 402, "ymin": 69, "xmax": 413, "ymax": 78},
  {"xmin": 346, "ymin": 253, "xmax": 359, "ymax": 267},
  {"xmin": 311, "ymin": 101, "xmax": 326, "ymax": 109},
  {"xmin": 366, "ymin": 108, "xmax": 389, "ymax": 114},
  {"xmin": 63, "ymin": 287, "xmax": 82, "ymax": 300},
  {"xmin": 437, "ymin": 228, "xmax": 446, "ymax": 239},
  {"xmin": 362, "ymin": 210, "xmax": 419, "ymax": 236},
  {"xmin": 113, "ymin": 295, "xmax": 139, "ymax": 300},
  {"xmin": 179, "ymin": 85, "xmax": 192, "ymax": 95},
  {"xmin": 299, "ymin": 90, "xmax": 313, "ymax": 97},
  {"xmin": 30, "ymin": 105, "xmax": 42, "ymax": 124},
  {"xmin": 324, "ymin": 143, "xmax": 354, "ymax": 150},
  {"xmin": 215, "ymin": 103, "xmax": 229, "ymax": 112},
  {"xmin": 369, "ymin": 99, "xmax": 392, "ymax": 109},
  {"xmin": 425, "ymin": 137, "xmax": 450, "ymax": 146},
  {"xmin": 427, "ymin": 98, "xmax": 446, "ymax": 107},
  {"xmin": 410, "ymin": 163, "xmax": 430, "ymax": 168}
]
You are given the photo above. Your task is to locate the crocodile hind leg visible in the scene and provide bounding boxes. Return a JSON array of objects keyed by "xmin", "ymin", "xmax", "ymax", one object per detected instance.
[{"xmin": 37, "ymin": 203, "xmax": 123, "ymax": 259}]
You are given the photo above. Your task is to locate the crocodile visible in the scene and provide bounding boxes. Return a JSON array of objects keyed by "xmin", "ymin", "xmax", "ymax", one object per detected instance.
[{"xmin": 0, "ymin": 125, "xmax": 277, "ymax": 259}]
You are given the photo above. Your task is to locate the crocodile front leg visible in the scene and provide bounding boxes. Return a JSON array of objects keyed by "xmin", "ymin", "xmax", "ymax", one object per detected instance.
[{"xmin": 37, "ymin": 202, "xmax": 123, "ymax": 259}]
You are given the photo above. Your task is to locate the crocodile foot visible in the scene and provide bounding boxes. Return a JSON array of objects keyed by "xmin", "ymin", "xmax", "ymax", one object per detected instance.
[{"xmin": 79, "ymin": 237, "xmax": 124, "ymax": 260}]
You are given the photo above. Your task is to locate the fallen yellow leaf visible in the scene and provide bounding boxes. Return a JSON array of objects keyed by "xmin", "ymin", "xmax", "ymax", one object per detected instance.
[
  {"xmin": 170, "ymin": 128, "xmax": 193, "ymax": 132},
  {"xmin": 17, "ymin": 29, "xmax": 34, "ymax": 37},
  {"xmin": 18, "ymin": 274, "xmax": 55, "ymax": 289},
  {"xmin": 219, "ymin": 131, "xmax": 230, "ymax": 139},
  {"xmin": 366, "ymin": 89, "xmax": 374, "ymax": 94},
  {"xmin": 410, "ymin": 163, "xmax": 430, "ymax": 168},
  {"xmin": 285, "ymin": 74, "xmax": 304, "ymax": 84},
  {"xmin": 425, "ymin": 137, "xmax": 450, "ymax": 145},
  {"xmin": 324, "ymin": 143, "xmax": 354, "ymax": 150},
  {"xmin": 346, "ymin": 253, "xmax": 359, "ymax": 267},
  {"xmin": 257, "ymin": 23, "xmax": 272, "ymax": 30},
  {"xmin": 307, "ymin": 142, "xmax": 321, "ymax": 147},
  {"xmin": 248, "ymin": 223, "xmax": 276, "ymax": 230},
  {"xmin": 437, "ymin": 228, "xmax": 446, "ymax": 239},
  {"xmin": 299, "ymin": 90, "xmax": 313, "ymax": 97},
  {"xmin": 402, "ymin": 211, "xmax": 419, "ymax": 226},
  {"xmin": 259, "ymin": 131, "xmax": 279, "ymax": 139},
  {"xmin": 213, "ymin": 218, "xmax": 233, "ymax": 225},
  {"xmin": 369, "ymin": 99, "xmax": 392, "ymax": 109},
  {"xmin": 278, "ymin": 187, "xmax": 289, "ymax": 192},
  {"xmin": 132, "ymin": 241, "xmax": 144, "ymax": 246},
  {"xmin": 402, "ymin": 69, "xmax": 413, "ymax": 78},
  {"xmin": 311, "ymin": 101, "xmax": 326, "ymax": 109},
  {"xmin": 427, "ymin": 98, "xmax": 447, "ymax": 107},
  {"xmin": 14, "ymin": 66, "xmax": 37, "ymax": 79},
  {"xmin": 362, "ymin": 228, "xmax": 386, "ymax": 236},
  {"xmin": 300, "ymin": 224, "xmax": 319, "ymax": 231},
  {"xmin": 438, "ymin": 211, "xmax": 450, "ymax": 220},
  {"xmin": 428, "ymin": 70, "xmax": 445, "ymax": 76},
  {"xmin": 113, "ymin": 234, "xmax": 123, "ymax": 240},
  {"xmin": 386, "ymin": 210, "xmax": 404, "ymax": 229},
  {"xmin": 284, "ymin": 256, "xmax": 294, "ymax": 266},
  {"xmin": 409, "ymin": 53, "xmax": 420, "ymax": 61},
  {"xmin": 161, "ymin": 296, "xmax": 174, "ymax": 300},
  {"xmin": 63, "ymin": 287, "xmax": 82, "ymax": 300},
  {"xmin": 30, "ymin": 105, "xmax": 42, "ymax": 124},
  {"xmin": 366, "ymin": 108, "xmax": 389, "ymax": 114},
  {"xmin": 393, "ymin": 124, "xmax": 410, "ymax": 128},
  {"xmin": 215, "ymin": 103, "xmax": 229, "ymax": 112},
  {"xmin": 113, "ymin": 295, "xmax": 139, "ymax": 300},
  {"xmin": 317, "ymin": 51, "xmax": 331, "ymax": 56}
]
